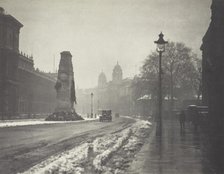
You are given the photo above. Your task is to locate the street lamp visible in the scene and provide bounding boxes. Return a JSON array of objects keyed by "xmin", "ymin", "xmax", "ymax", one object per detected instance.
[
  {"xmin": 91, "ymin": 93, "xmax": 94, "ymax": 118},
  {"xmin": 97, "ymin": 100, "xmax": 100, "ymax": 115},
  {"xmin": 154, "ymin": 32, "xmax": 168, "ymax": 136}
]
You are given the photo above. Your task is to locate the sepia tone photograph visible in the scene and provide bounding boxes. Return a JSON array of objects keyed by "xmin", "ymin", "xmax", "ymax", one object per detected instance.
[{"xmin": 0, "ymin": 0, "xmax": 223, "ymax": 173}]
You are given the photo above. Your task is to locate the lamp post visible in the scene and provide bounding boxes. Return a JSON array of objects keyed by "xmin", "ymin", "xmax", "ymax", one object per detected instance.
[
  {"xmin": 154, "ymin": 32, "xmax": 168, "ymax": 136},
  {"xmin": 97, "ymin": 99, "xmax": 99, "ymax": 115},
  {"xmin": 91, "ymin": 93, "xmax": 94, "ymax": 118}
]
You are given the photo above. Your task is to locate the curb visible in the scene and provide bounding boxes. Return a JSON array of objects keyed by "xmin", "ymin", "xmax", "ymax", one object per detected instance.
[{"xmin": 127, "ymin": 123, "xmax": 156, "ymax": 174}]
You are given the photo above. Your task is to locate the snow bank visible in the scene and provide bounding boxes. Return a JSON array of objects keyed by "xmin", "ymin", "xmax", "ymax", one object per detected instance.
[
  {"xmin": 123, "ymin": 120, "xmax": 151, "ymax": 150},
  {"xmin": 93, "ymin": 134, "xmax": 119, "ymax": 153},
  {"xmin": 92, "ymin": 120, "xmax": 151, "ymax": 172},
  {"xmin": 131, "ymin": 120, "xmax": 152, "ymax": 136},
  {"xmin": 20, "ymin": 143, "xmax": 90, "ymax": 174},
  {"xmin": 0, "ymin": 118, "xmax": 97, "ymax": 128},
  {"xmin": 93, "ymin": 129, "xmax": 132, "ymax": 172}
]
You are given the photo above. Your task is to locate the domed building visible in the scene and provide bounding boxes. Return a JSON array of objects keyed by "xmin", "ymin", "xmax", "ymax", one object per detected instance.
[
  {"xmin": 76, "ymin": 62, "xmax": 135, "ymax": 116},
  {"xmin": 112, "ymin": 62, "xmax": 123, "ymax": 83},
  {"xmin": 97, "ymin": 62, "xmax": 133, "ymax": 114},
  {"xmin": 98, "ymin": 71, "xmax": 107, "ymax": 88}
]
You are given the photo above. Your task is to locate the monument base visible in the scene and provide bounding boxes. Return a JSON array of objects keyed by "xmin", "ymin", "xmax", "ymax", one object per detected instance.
[{"xmin": 45, "ymin": 111, "xmax": 84, "ymax": 121}]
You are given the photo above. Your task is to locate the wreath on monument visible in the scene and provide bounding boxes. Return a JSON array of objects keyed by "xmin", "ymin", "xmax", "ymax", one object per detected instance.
[
  {"xmin": 55, "ymin": 81, "xmax": 62, "ymax": 91},
  {"xmin": 70, "ymin": 80, "xmax": 77, "ymax": 104}
]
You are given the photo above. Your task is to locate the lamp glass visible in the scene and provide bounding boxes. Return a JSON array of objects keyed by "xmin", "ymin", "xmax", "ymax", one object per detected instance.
[{"xmin": 157, "ymin": 44, "xmax": 165, "ymax": 52}]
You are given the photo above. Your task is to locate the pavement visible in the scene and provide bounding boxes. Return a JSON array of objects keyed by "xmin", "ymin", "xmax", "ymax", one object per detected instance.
[{"xmin": 128, "ymin": 119, "xmax": 215, "ymax": 174}]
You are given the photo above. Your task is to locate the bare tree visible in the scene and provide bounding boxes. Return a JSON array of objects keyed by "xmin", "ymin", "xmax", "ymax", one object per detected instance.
[{"xmin": 140, "ymin": 41, "xmax": 199, "ymax": 111}]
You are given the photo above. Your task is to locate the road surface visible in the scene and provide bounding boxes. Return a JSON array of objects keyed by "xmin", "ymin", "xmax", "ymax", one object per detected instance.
[{"xmin": 0, "ymin": 117, "xmax": 135, "ymax": 174}]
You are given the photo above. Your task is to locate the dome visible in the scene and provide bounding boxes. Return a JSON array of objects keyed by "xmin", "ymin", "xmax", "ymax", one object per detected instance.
[
  {"xmin": 99, "ymin": 72, "xmax": 107, "ymax": 81},
  {"xmin": 112, "ymin": 62, "xmax": 123, "ymax": 83},
  {"xmin": 98, "ymin": 71, "xmax": 107, "ymax": 88},
  {"xmin": 113, "ymin": 62, "xmax": 122, "ymax": 72}
]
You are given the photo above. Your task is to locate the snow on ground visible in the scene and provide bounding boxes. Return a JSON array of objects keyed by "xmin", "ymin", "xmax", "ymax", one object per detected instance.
[
  {"xmin": 20, "ymin": 143, "xmax": 90, "ymax": 174},
  {"xmin": 0, "ymin": 117, "xmax": 98, "ymax": 128},
  {"xmin": 93, "ymin": 134, "xmax": 120, "ymax": 154},
  {"xmin": 93, "ymin": 128, "xmax": 132, "ymax": 172},
  {"xmin": 20, "ymin": 119, "xmax": 151, "ymax": 174},
  {"xmin": 93, "ymin": 120, "xmax": 151, "ymax": 173},
  {"xmin": 123, "ymin": 120, "xmax": 151, "ymax": 153}
]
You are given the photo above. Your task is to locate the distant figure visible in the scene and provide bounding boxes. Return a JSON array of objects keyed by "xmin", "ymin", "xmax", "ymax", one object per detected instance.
[{"xmin": 179, "ymin": 110, "xmax": 186, "ymax": 130}]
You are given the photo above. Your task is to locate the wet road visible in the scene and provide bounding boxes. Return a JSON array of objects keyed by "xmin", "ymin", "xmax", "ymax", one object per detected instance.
[
  {"xmin": 129, "ymin": 120, "xmax": 215, "ymax": 174},
  {"xmin": 0, "ymin": 117, "xmax": 134, "ymax": 174}
]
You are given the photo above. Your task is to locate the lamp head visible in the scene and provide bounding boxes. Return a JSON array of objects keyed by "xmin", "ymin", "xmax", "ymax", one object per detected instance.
[{"xmin": 154, "ymin": 32, "xmax": 168, "ymax": 52}]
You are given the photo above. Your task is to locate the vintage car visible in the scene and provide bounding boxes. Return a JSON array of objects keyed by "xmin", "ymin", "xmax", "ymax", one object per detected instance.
[{"xmin": 99, "ymin": 110, "xmax": 112, "ymax": 122}]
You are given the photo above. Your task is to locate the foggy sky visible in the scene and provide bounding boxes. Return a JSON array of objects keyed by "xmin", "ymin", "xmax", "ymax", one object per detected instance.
[{"xmin": 0, "ymin": 0, "xmax": 211, "ymax": 88}]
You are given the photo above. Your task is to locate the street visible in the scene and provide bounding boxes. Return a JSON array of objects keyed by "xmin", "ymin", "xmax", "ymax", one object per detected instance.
[
  {"xmin": 1, "ymin": 0, "xmax": 224, "ymax": 173},
  {"xmin": 0, "ymin": 117, "xmax": 136, "ymax": 174}
]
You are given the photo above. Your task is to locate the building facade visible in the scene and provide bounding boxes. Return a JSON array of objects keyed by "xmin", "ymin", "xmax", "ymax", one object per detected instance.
[
  {"xmin": 0, "ymin": 7, "xmax": 56, "ymax": 119},
  {"xmin": 201, "ymin": 1, "xmax": 224, "ymax": 171},
  {"xmin": 76, "ymin": 63, "xmax": 134, "ymax": 116},
  {"xmin": 201, "ymin": 0, "xmax": 224, "ymax": 122}
]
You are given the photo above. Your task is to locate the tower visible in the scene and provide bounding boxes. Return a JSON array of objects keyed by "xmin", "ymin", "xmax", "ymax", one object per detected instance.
[{"xmin": 112, "ymin": 62, "xmax": 123, "ymax": 83}]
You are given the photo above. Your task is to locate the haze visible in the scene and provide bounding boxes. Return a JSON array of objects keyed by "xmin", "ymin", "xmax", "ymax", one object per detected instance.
[{"xmin": 0, "ymin": 0, "xmax": 211, "ymax": 88}]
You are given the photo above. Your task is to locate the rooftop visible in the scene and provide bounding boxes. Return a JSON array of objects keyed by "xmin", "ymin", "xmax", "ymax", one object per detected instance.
[{"xmin": 0, "ymin": 7, "xmax": 23, "ymax": 28}]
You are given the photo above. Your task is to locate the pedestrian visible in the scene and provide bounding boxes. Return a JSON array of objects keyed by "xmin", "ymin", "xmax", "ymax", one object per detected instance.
[{"xmin": 179, "ymin": 110, "xmax": 185, "ymax": 130}]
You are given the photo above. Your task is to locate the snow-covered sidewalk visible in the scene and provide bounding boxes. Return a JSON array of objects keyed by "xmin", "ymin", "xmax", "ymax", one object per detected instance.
[
  {"xmin": 0, "ymin": 117, "xmax": 98, "ymax": 128},
  {"xmin": 20, "ymin": 119, "xmax": 152, "ymax": 174}
]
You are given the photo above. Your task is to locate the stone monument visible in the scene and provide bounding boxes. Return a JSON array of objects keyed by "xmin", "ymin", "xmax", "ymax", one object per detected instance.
[{"xmin": 46, "ymin": 51, "xmax": 83, "ymax": 121}]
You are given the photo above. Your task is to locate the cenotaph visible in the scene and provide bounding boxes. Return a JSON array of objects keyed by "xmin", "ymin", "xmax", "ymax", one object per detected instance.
[{"xmin": 46, "ymin": 51, "xmax": 83, "ymax": 121}]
